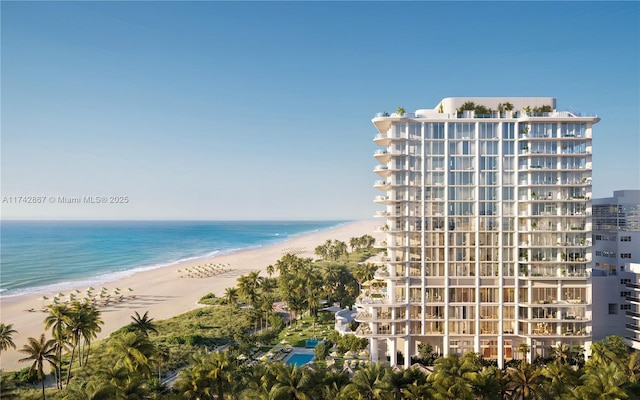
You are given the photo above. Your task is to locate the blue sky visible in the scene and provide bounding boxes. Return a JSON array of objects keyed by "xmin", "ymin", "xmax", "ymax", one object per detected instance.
[{"xmin": 2, "ymin": 1, "xmax": 638, "ymax": 220}]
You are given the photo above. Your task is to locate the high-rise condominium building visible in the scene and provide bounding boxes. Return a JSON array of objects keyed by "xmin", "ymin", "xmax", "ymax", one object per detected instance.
[{"xmin": 356, "ymin": 98, "xmax": 599, "ymax": 368}]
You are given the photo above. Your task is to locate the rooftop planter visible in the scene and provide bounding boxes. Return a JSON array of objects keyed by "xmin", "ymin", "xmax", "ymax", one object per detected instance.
[{"xmin": 456, "ymin": 101, "xmax": 493, "ymax": 118}]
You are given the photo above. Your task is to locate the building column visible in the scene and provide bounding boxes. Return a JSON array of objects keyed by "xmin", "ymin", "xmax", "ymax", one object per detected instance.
[
  {"xmin": 404, "ymin": 336, "xmax": 412, "ymax": 368},
  {"xmin": 369, "ymin": 338, "xmax": 378, "ymax": 363},
  {"xmin": 388, "ymin": 338, "xmax": 397, "ymax": 366}
]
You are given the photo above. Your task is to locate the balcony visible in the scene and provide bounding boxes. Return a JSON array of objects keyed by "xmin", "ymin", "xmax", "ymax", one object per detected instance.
[
  {"xmin": 373, "ymin": 133, "xmax": 408, "ymax": 146},
  {"xmin": 374, "ymin": 211, "xmax": 390, "ymax": 218},
  {"xmin": 354, "ymin": 325, "xmax": 407, "ymax": 338},
  {"xmin": 373, "ymin": 196, "xmax": 391, "ymax": 204},
  {"xmin": 374, "ymin": 165, "xmax": 390, "ymax": 178},
  {"xmin": 374, "ymin": 150, "xmax": 406, "ymax": 163},
  {"xmin": 626, "ymin": 323, "xmax": 640, "ymax": 334},
  {"xmin": 373, "ymin": 180, "xmax": 389, "ymax": 191},
  {"xmin": 356, "ymin": 294, "xmax": 407, "ymax": 306},
  {"xmin": 626, "ymin": 310, "xmax": 640, "ymax": 319}
]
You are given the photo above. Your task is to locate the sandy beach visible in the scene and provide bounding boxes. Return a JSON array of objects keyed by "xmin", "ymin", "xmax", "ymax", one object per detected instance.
[{"xmin": 0, "ymin": 219, "xmax": 380, "ymax": 371}]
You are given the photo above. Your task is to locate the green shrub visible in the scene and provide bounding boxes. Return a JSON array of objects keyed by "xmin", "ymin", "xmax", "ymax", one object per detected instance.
[
  {"xmin": 13, "ymin": 367, "xmax": 39, "ymax": 385},
  {"xmin": 315, "ymin": 341, "xmax": 329, "ymax": 359}
]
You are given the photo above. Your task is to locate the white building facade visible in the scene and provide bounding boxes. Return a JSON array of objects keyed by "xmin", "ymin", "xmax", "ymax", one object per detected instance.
[
  {"xmin": 590, "ymin": 190, "xmax": 640, "ymax": 345},
  {"xmin": 356, "ymin": 98, "xmax": 599, "ymax": 368}
]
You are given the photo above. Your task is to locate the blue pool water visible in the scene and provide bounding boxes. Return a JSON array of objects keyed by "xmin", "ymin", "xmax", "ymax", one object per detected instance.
[
  {"xmin": 286, "ymin": 353, "xmax": 315, "ymax": 366},
  {"xmin": 306, "ymin": 339, "xmax": 319, "ymax": 348}
]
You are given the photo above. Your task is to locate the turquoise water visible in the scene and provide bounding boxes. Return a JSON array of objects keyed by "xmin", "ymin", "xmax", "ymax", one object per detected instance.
[
  {"xmin": 306, "ymin": 339, "xmax": 320, "ymax": 348},
  {"xmin": 286, "ymin": 353, "xmax": 315, "ymax": 366},
  {"xmin": 0, "ymin": 220, "xmax": 347, "ymax": 297}
]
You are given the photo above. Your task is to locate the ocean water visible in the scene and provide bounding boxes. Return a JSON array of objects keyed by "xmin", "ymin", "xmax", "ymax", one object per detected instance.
[{"xmin": 0, "ymin": 220, "xmax": 346, "ymax": 297}]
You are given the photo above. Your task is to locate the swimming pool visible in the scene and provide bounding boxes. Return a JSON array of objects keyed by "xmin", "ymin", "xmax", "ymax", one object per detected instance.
[{"xmin": 285, "ymin": 353, "xmax": 315, "ymax": 366}]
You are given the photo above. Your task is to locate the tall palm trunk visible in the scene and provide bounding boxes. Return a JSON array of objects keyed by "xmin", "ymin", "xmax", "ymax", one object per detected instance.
[{"xmin": 66, "ymin": 340, "xmax": 77, "ymax": 385}]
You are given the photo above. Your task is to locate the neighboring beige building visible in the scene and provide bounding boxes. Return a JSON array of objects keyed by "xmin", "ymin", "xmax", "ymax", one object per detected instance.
[{"xmin": 356, "ymin": 98, "xmax": 599, "ymax": 368}]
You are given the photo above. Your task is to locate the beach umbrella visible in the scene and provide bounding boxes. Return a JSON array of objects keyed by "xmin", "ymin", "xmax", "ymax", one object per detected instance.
[
  {"xmin": 40, "ymin": 296, "xmax": 49, "ymax": 308},
  {"xmin": 58, "ymin": 292, "xmax": 65, "ymax": 298},
  {"xmin": 52, "ymin": 296, "xmax": 60, "ymax": 305}
]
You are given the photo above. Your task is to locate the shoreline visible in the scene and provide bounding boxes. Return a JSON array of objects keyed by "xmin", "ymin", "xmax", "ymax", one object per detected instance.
[
  {"xmin": 0, "ymin": 219, "xmax": 380, "ymax": 371},
  {"xmin": 0, "ymin": 220, "xmax": 351, "ymax": 299}
]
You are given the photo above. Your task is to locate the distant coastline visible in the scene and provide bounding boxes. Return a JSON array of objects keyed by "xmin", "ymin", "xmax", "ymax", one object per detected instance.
[{"xmin": 0, "ymin": 220, "xmax": 350, "ymax": 298}]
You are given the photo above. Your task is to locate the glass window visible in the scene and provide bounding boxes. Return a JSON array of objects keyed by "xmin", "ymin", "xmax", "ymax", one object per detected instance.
[
  {"xmin": 560, "ymin": 123, "xmax": 585, "ymax": 138},
  {"xmin": 479, "ymin": 123, "xmax": 498, "ymax": 139},
  {"xmin": 449, "ymin": 123, "xmax": 476, "ymax": 139},
  {"xmin": 503, "ymin": 123, "xmax": 515, "ymax": 139}
]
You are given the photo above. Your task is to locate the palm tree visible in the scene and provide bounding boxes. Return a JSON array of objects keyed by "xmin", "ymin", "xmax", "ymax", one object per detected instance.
[
  {"xmin": 361, "ymin": 234, "xmax": 376, "ymax": 248},
  {"xmin": 238, "ymin": 271, "xmax": 261, "ymax": 310},
  {"xmin": 550, "ymin": 342, "xmax": 571, "ymax": 364},
  {"xmin": 332, "ymin": 240, "xmax": 348, "ymax": 260},
  {"xmin": 320, "ymin": 369, "xmax": 350, "ymax": 400},
  {"xmin": 517, "ymin": 342, "xmax": 531, "ymax": 366},
  {"xmin": 349, "ymin": 236, "xmax": 360, "ymax": 252},
  {"xmin": 0, "ymin": 322, "xmax": 18, "ymax": 353},
  {"xmin": 19, "ymin": 334, "xmax": 58, "ymax": 400},
  {"xmin": 61, "ymin": 380, "xmax": 116, "ymax": 400},
  {"xmin": 173, "ymin": 359, "xmax": 208, "ymax": 399},
  {"xmin": 314, "ymin": 244, "xmax": 328, "ymax": 260},
  {"xmin": 623, "ymin": 350, "xmax": 640, "ymax": 391},
  {"xmin": 236, "ymin": 363, "xmax": 276, "ymax": 400},
  {"xmin": 507, "ymin": 362, "xmax": 542, "ymax": 400},
  {"xmin": 402, "ymin": 381, "xmax": 434, "ymax": 400},
  {"xmin": 224, "ymin": 287, "xmax": 239, "ymax": 325},
  {"xmin": 353, "ymin": 263, "xmax": 377, "ymax": 284},
  {"xmin": 76, "ymin": 301, "xmax": 103, "ymax": 366},
  {"xmin": 266, "ymin": 264, "xmax": 275, "ymax": 278},
  {"xmin": 107, "ymin": 332, "xmax": 156, "ymax": 378},
  {"xmin": 540, "ymin": 360, "xmax": 578, "ymax": 398},
  {"xmin": 578, "ymin": 362, "xmax": 629, "ymax": 399},
  {"xmin": 469, "ymin": 365, "xmax": 502, "ymax": 400},
  {"xmin": 387, "ymin": 368, "xmax": 426, "ymax": 400},
  {"xmin": 427, "ymin": 354, "xmax": 478, "ymax": 400},
  {"xmin": 44, "ymin": 304, "xmax": 71, "ymax": 389},
  {"xmin": 207, "ymin": 351, "xmax": 236, "ymax": 400},
  {"xmin": 343, "ymin": 362, "xmax": 391, "ymax": 400},
  {"xmin": 587, "ymin": 336, "xmax": 629, "ymax": 369},
  {"xmin": 270, "ymin": 363, "xmax": 314, "ymax": 400},
  {"xmin": 64, "ymin": 301, "xmax": 103, "ymax": 383},
  {"xmin": 130, "ymin": 311, "xmax": 158, "ymax": 337},
  {"xmin": 175, "ymin": 351, "xmax": 236, "ymax": 400}
]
